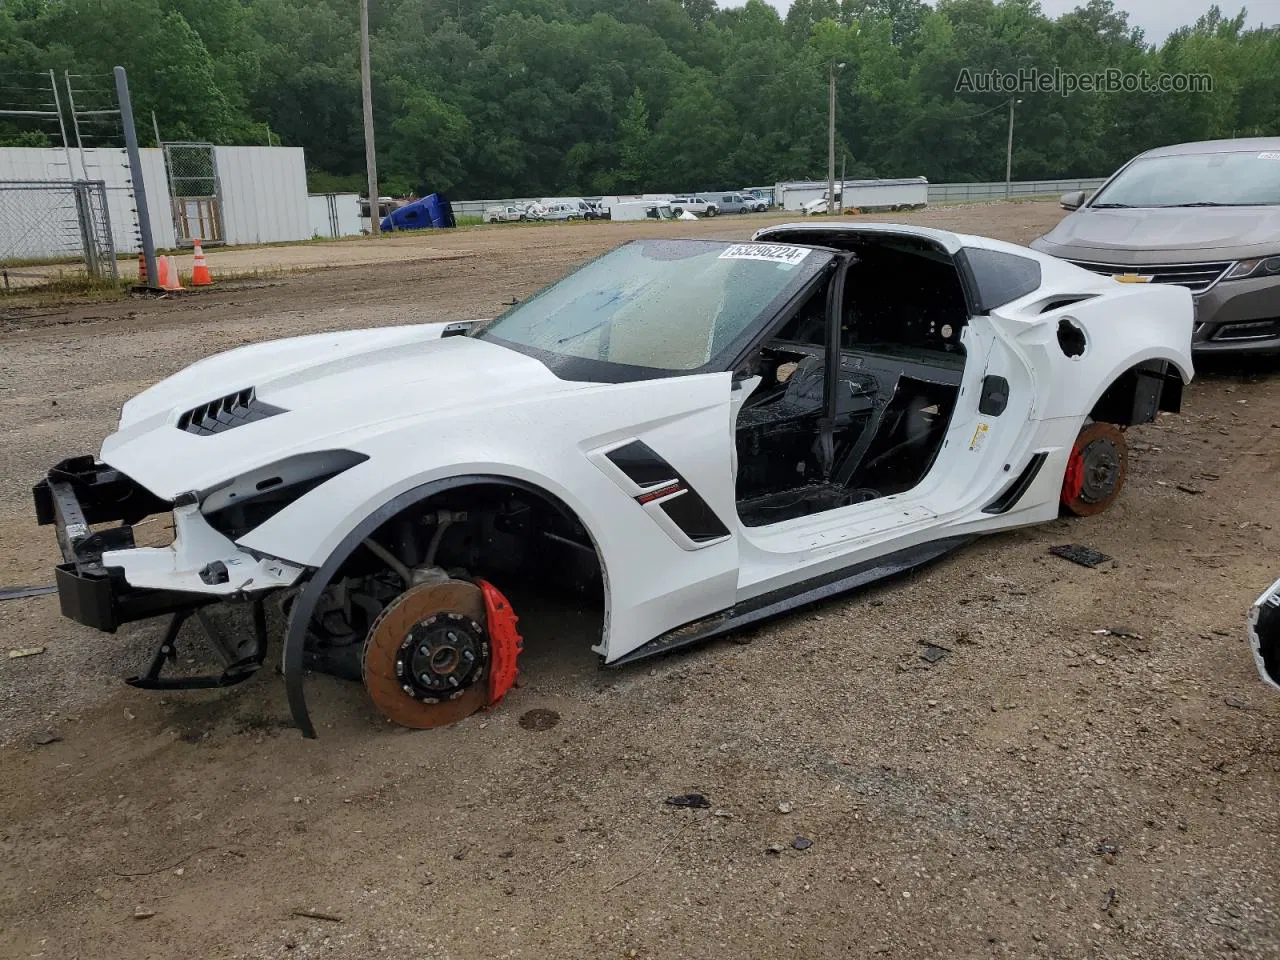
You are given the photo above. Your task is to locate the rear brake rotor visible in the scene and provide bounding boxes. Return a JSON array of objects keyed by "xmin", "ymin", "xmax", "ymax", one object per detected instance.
[
  {"xmin": 362, "ymin": 580, "xmax": 490, "ymax": 729},
  {"xmin": 1061, "ymin": 421, "xmax": 1128, "ymax": 517}
]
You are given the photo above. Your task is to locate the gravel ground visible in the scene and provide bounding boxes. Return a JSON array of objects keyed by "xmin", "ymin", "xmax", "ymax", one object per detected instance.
[{"xmin": 0, "ymin": 202, "xmax": 1276, "ymax": 959}]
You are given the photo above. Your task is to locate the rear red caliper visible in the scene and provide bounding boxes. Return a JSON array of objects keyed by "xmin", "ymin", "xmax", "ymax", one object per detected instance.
[
  {"xmin": 477, "ymin": 578, "xmax": 523, "ymax": 706},
  {"xmin": 1061, "ymin": 446, "xmax": 1085, "ymax": 505}
]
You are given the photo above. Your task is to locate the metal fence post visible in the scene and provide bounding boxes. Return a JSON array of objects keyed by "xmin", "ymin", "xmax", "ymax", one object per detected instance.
[
  {"xmin": 114, "ymin": 66, "xmax": 158, "ymax": 288},
  {"xmin": 72, "ymin": 183, "xmax": 98, "ymax": 277}
]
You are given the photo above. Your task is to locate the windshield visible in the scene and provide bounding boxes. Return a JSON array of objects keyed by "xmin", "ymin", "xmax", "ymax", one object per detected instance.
[
  {"xmin": 477, "ymin": 238, "xmax": 831, "ymax": 378},
  {"xmin": 1091, "ymin": 150, "xmax": 1280, "ymax": 207}
]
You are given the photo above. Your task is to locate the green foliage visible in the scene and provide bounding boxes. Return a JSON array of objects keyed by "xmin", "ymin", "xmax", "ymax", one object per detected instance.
[{"xmin": 0, "ymin": 0, "xmax": 1276, "ymax": 196}]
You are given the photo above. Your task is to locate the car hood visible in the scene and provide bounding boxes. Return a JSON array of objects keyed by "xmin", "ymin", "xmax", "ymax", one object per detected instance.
[
  {"xmin": 1032, "ymin": 206, "xmax": 1280, "ymax": 263},
  {"xmin": 101, "ymin": 325, "xmax": 589, "ymax": 499}
]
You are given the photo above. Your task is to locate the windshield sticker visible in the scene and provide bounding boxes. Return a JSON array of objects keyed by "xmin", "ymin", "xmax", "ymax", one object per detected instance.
[
  {"xmin": 1259, "ymin": 152, "xmax": 1280, "ymax": 160},
  {"xmin": 719, "ymin": 243, "xmax": 811, "ymax": 267}
]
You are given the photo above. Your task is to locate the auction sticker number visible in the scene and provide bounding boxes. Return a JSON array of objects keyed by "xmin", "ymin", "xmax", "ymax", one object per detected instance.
[{"xmin": 719, "ymin": 243, "xmax": 811, "ymax": 266}]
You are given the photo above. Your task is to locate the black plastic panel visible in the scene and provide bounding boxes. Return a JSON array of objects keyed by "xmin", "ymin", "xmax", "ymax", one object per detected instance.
[
  {"xmin": 178, "ymin": 388, "xmax": 286, "ymax": 436},
  {"xmin": 982, "ymin": 452, "xmax": 1048, "ymax": 514},
  {"xmin": 606, "ymin": 440, "xmax": 679, "ymax": 488},
  {"xmin": 659, "ymin": 489, "xmax": 730, "ymax": 542}
]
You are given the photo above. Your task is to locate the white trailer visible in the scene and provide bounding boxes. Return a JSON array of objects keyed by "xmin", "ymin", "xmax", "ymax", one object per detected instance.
[
  {"xmin": 775, "ymin": 177, "xmax": 929, "ymax": 213},
  {"xmin": 608, "ymin": 199, "xmax": 675, "ymax": 221}
]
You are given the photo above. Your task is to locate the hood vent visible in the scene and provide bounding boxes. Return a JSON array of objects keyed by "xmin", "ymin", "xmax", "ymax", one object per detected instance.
[{"xmin": 177, "ymin": 387, "xmax": 286, "ymax": 436}]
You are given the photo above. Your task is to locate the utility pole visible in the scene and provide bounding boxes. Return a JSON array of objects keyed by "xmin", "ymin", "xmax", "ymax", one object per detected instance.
[
  {"xmin": 115, "ymin": 66, "xmax": 158, "ymax": 289},
  {"xmin": 151, "ymin": 110, "xmax": 162, "ymax": 148},
  {"xmin": 360, "ymin": 0, "xmax": 380, "ymax": 236},
  {"xmin": 1005, "ymin": 98, "xmax": 1022, "ymax": 199},
  {"xmin": 827, "ymin": 62, "xmax": 845, "ymax": 215}
]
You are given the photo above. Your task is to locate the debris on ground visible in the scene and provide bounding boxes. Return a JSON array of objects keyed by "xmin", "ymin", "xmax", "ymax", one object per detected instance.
[
  {"xmin": 6, "ymin": 646, "xmax": 46, "ymax": 659},
  {"xmin": 765, "ymin": 843, "xmax": 787, "ymax": 855},
  {"xmin": 1049, "ymin": 544, "xmax": 1111, "ymax": 568},
  {"xmin": 919, "ymin": 643, "xmax": 952, "ymax": 664},
  {"xmin": 0, "ymin": 585, "xmax": 57, "ymax": 602},
  {"xmin": 132, "ymin": 907, "xmax": 156, "ymax": 920},
  {"xmin": 33, "ymin": 730, "xmax": 61, "ymax": 746},
  {"xmin": 664, "ymin": 793, "xmax": 711, "ymax": 809},
  {"xmin": 777, "ymin": 801, "xmax": 794, "ymax": 814},
  {"xmin": 1095, "ymin": 839, "xmax": 1120, "ymax": 864},
  {"xmin": 1103, "ymin": 888, "xmax": 1120, "ymax": 915},
  {"xmin": 1092, "ymin": 627, "xmax": 1143, "ymax": 639},
  {"xmin": 517, "ymin": 708, "xmax": 560, "ymax": 731},
  {"xmin": 291, "ymin": 909, "xmax": 344, "ymax": 923},
  {"xmin": 792, "ymin": 836, "xmax": 813, "ymax": 850}
]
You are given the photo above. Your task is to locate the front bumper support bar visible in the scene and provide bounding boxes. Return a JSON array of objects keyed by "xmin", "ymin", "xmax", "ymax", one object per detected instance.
[{"xmin": 34, "ymin": 457, "xmax": 211, "ymax": 632}]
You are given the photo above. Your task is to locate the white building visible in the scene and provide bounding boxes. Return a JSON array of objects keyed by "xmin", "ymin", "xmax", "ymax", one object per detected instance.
[{"xmin": 0, "ymin": 145, "xmax": 312, "ymax": 259}]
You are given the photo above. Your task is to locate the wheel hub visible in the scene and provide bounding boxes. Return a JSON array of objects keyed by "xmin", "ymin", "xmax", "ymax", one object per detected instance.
[
  {"xmin": 363, "ymin": 579, "xmax": 492, "ymax": 728},
  {"xmin": 1079, "ymin": 437, "xmax": 1120, "ymax": 503},
  {"xmin": 398, "ymin": 614, "xmax": 486, "ymax": 702}
]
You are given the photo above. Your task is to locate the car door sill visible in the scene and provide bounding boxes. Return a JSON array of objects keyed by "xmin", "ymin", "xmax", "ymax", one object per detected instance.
[{"xmin": 608, "ymin": 534, "xmax": 974, "ymax": 666}]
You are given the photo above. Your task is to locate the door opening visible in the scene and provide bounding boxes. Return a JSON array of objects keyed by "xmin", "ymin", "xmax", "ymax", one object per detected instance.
[{"xmin": 733, "ymin": 234, "xmax": 970, "ymax": 527}]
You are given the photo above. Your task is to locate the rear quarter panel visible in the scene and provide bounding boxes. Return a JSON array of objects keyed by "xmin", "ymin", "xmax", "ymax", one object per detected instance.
[{"xmin": 989, "ymin": 257, "xmax": 1194, "ymax": 423}]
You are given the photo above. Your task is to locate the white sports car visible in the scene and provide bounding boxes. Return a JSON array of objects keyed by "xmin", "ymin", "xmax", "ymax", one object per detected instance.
[{"xmin": 34, "ymin": 223, "xmax": 1194, "ymax": 736}]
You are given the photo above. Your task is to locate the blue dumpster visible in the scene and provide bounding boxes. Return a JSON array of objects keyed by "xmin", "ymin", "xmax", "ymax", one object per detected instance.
[{"xmin": 380, "ymin": 192, "xmax": 456, "ymax": 231}]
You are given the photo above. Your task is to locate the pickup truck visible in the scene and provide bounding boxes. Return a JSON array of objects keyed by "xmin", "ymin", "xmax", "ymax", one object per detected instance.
[
  {"xmin": 671, "ymin": 197, "xmax": 717, "ymax": 217},
  {"xmin": 484, "ymin": 205, "xmax": 527, "ymax": 223}
]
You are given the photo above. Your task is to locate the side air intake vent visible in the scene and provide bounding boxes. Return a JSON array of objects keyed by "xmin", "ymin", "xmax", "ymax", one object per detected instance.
[{"xmin": 177, "ymin": 388, "xmax": 285, "ymax": 436}]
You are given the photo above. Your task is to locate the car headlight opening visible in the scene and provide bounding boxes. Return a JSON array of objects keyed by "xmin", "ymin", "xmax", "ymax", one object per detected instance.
[{"xmin": 1224, "ymin": 255, "xmax": 1280, "ymax": 281}]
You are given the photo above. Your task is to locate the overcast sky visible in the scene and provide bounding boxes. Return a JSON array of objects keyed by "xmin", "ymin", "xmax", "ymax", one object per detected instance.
[{"xmin": 722, "ymin": 0, "xmax": 1271, "ymax": 44}]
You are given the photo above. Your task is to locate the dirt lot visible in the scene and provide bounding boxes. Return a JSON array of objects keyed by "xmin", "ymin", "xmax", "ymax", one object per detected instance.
[{"xmin": 1, "ymin": 202, "xmax": 1277, "ymax": 959}]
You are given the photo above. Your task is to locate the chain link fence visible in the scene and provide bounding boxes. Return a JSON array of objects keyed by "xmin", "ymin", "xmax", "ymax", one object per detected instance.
[
  {"xmin": 0, "ymin": 179, "xmax": 117, "ymax": 290},
  {"xmin": 164, "ymin": 142, "xmax": 223, "ymax": 245}
]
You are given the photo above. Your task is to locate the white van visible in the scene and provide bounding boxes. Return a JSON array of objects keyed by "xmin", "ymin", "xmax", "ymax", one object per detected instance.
[{"xmin": 609, "ymin": 200, "xmax": 676, "ymax": 222}]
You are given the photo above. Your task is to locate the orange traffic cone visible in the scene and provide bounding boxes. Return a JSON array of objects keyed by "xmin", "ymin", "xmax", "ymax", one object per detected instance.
[
  {"xmin": 190, "ymin": 238, "xmax": 212, "ymax": 286},
  {"xmin": 137, "ymin": 251, "xmax": 148, "ymax": 286},
  {"xmin": 159, "ymin": 255, "xmax": 184, "ymax": 291}
]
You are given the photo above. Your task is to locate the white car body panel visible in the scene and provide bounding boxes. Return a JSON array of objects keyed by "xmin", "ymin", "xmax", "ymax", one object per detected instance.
[
  {"xmin": 89, "ymin": 225, "xmax": 1193, "ymax": 666},
  {"xmin": 1248, "ymin": 578, "xmax": 1280, "ymax": 691}
]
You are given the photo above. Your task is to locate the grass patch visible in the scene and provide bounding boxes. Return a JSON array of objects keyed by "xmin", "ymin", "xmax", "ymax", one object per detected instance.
[{"xmin": 0, "ymin": 273, "xmax": 128, "ymax": 308}]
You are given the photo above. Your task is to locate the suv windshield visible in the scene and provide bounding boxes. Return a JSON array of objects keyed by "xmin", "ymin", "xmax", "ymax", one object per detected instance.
[
  {"xmin": 477, "ymin": 238, "xmax": 831, "ymax": 378},
  {"xmin": 1091, "ymin": 150, "xmax": 1280, "ymax": 207}
]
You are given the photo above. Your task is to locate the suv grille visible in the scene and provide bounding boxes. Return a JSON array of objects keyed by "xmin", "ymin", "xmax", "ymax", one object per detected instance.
[
  {"xmin": 177, "ymin": 388, "xmax": 285, "ymax": 436},
  {"xmin": 1068, "ymin": 260, "xmax": 1231, "ymax": 294}
]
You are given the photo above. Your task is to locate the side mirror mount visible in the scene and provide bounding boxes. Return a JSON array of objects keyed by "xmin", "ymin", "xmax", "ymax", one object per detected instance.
[{"xmin": 1060, "ymin": 190, "xmax": 1086, "ymax": 211}]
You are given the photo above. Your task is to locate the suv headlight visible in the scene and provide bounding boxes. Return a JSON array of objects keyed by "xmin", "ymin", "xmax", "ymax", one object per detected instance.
[{"xmin": 1223, "ymin": 256, "xmax": 1280, "ymax": 280}]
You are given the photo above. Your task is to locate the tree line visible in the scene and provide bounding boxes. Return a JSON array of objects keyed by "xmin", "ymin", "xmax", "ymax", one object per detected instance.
[{"xmin": 1, "ymin": 0, "xmax": 1276, "ymax": 198}]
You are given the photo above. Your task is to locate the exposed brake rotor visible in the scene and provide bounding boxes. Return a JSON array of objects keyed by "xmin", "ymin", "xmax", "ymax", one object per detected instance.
[
  {"xmin": 1061, "ymin": 421, "xmax": 1128, "ymax": 517},
  {"xmin": 362, "ymin": 580, "xmax": 491, "ymax": 728}
]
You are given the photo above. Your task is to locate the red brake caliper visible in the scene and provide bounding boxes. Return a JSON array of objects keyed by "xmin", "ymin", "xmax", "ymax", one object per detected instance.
[
  {"xmin": 477, "ymin": 578, "xmax": 522, "ymax": 706},
  {"xmin": 1062, "ymin": 445, "xmax": 1085, "ymax": 505}
]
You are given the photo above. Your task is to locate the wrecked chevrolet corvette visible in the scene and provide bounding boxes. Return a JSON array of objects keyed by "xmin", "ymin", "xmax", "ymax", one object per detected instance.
[{"xmin": 34, "ymin": 225, "xmax": 1194, "ymax": 736}]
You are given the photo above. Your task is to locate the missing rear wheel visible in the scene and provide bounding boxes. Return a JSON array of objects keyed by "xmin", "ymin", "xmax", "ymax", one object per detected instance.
[{"xmin": 1061, "ymin": 421, "xmax": 1127, "ymax": 517}]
